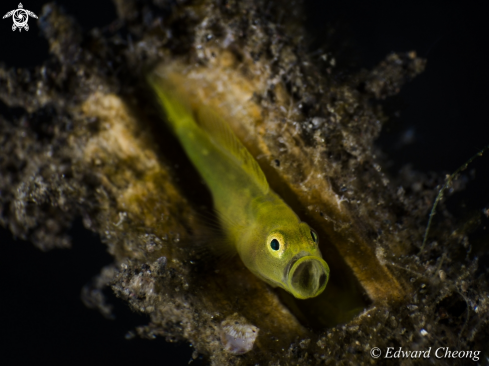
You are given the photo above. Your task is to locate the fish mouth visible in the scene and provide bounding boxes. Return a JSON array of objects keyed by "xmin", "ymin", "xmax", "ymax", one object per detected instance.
[{"xmin": 286, "ymin": 255, "xmax": 330, "ymax": 299}]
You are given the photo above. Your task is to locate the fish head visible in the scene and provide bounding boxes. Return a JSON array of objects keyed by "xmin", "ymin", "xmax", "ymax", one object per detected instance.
[{"xmin": 242, "ymin": 216, "xmax": 330, "ymax": 300}]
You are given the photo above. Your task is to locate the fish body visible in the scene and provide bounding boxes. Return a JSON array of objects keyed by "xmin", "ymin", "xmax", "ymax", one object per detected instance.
[{"xmin": 149, "ymin": 72, "xmax": 329, "ymax": 299}]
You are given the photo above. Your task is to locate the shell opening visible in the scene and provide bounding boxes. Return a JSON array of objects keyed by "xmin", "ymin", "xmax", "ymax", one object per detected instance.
[{"xmin": 287, "ymin": 256, "xmax": 329, "ymax": 299}]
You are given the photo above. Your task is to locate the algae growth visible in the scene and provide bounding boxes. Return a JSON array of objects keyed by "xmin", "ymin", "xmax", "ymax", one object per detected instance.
[{"xmin": 1, "ymin": 0, "xmax": 488, "ymax": 365}]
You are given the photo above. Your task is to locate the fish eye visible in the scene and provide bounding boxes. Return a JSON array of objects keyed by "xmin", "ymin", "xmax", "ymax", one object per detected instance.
[
  {"xmin": 267, "ymin": 233, "xmax": 285, "ymax": 257},
  {"xmin": 310, "ymin": 230, "xmax": 318, "ymax": 244},
  {"xmin": 270, "ymin": 238, "xmax": 280, "ymax": 251}
]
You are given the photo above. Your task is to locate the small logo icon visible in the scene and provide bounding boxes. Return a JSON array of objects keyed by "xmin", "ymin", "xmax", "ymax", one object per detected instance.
[{"xmin": 3, "ymin": 3, "xmax": 37, "ymax": 32}]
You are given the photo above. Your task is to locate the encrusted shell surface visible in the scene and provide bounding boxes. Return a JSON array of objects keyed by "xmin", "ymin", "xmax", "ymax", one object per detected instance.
[{"xmin": 1, "ymin": 1, "xmax": 488, "ymax": 365}]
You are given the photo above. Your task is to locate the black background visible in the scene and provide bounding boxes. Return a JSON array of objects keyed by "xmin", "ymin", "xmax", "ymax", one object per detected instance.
[{"xmin": 1, "ymin": 1, "xmax": 489, "ymax": 365}]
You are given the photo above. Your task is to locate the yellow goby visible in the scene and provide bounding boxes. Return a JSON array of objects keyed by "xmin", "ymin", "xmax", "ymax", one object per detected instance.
[{"xmin": 149, "ymin": 71, "xmax": 330, "ymax": 299}]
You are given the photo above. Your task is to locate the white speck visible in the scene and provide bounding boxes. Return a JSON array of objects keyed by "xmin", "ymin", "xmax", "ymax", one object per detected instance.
[
  {"xmin": 438, "ymin": 270, "xmax": 446, "ymax": 281},
  {"xmin": 420, "ymin": 329, "xmax": 428, "ymax": 336},
  {"xmin": 311, "ymin": 117, "xmax": 325, "ymax": 129}
]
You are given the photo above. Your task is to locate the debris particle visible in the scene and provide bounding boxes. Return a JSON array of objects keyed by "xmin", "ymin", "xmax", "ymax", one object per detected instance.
[{"xmin": 220, "ymin": 314, "xmax": 259, "ymax": 355}]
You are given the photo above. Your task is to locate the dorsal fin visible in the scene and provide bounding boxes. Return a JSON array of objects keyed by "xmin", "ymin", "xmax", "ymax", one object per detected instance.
[{"xmin": 193, "ymin": 101, "xmax": 269, "ymax": 195}]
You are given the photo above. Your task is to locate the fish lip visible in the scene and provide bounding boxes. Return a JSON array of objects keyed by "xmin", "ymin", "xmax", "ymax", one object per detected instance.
[
  {"xmin": 285, "ymin": 253, "xmax": 330, "ymax": 299},
  {"xmin": 283, "ymin": 251, "xmax": 310, "ymax": 280}
]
